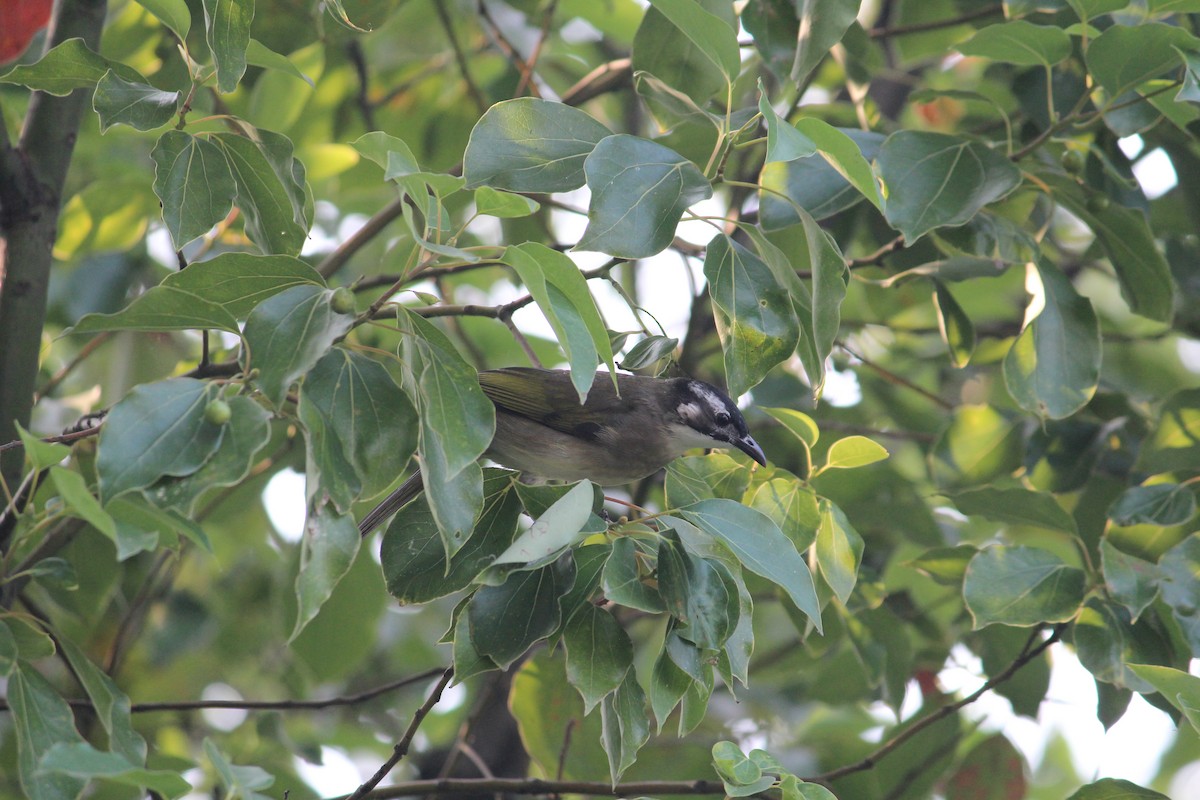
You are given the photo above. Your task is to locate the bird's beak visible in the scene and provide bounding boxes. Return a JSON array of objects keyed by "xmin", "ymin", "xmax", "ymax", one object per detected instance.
[{"xmin": 735, "ymin": 434, "xmax": 767, "ymax": 467}]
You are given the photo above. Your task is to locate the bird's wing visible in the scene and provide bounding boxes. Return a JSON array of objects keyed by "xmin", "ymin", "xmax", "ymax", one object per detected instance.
[{"xmin": 478, "ymin": 368, "xmax": 634, "ymax": 439}]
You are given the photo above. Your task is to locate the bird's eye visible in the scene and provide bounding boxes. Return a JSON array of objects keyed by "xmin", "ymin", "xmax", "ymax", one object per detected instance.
[{"xmin": 715, "ymin": 411, "xmax": 731, "ymax": 426}]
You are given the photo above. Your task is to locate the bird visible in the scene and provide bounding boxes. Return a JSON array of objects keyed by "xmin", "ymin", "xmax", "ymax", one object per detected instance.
[{"xmin": 358, "ymin": 367, "xmax": 766, "ymax": 536}]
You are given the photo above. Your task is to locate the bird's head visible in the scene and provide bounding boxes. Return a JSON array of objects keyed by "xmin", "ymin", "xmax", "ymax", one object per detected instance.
[{"xmin": 664, "ymin": 379, "xmax": 767, "ymax": 467}]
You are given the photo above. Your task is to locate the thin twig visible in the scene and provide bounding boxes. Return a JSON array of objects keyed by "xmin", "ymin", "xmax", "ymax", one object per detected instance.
[
  {"xmin": 347, "ymin": 40, "xmax": 378, "ymax": 130},
  {"xmin": 35, "ymin": 332, "xmax": 111, "ymax": 401},
  {"xmin": 347, "ymin": 666, "xmax": 456, "ymax": 800},
  {"xmin": 868, "ymin": 4, "xmax": 1003, "ymax": 40},
  {"xmin": 477, "ymin": 0, "xmax": 543, "ymax": 99},
  {"xmin": 816, "ymin": 625, "xmax": 1065, "ymax": 783},
  {"xmin": 337, "ymin": 777, "xmax": 730, "ymax": 799},
  {"xmin": 515, "ymin": 0, "xmax": 558, "ymax": 97},
  {"xmin": 433, "ymin": 0, "xmax": 488, "ymax": 113},
  {"xmin": 0, "ymin": 666, "xmax": 448, "ymax": 713},
  {"xmin": 839, "ymin": 343, "xmax": 954, "ymax": 411}
]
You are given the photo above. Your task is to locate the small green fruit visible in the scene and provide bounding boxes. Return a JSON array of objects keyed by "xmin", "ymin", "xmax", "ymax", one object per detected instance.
[
  {"xmin": 330, "ymin": 287, "xmax": 356, "ymax": 315},
  {"xmin": 1061, "ymin": 149, "xmax": 1085, "ymax": 174},
  {"xmin": 1086, "ymin": 193, "xmax": 1110, "ymax": 214},
  {"xmin": 204, "ymin": 398, "xmax": 232, "ymax": 426}
]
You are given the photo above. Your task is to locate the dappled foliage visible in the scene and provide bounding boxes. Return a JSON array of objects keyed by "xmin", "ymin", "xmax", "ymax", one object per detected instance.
[{"xmin": 2, "ymin": 0, "xmax": 1200, "ymax": 798}]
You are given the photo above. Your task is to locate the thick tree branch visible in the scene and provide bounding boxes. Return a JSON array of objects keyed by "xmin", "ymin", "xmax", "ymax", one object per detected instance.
[{"xmin": 0, "ymin": 0, "xmax": 109, "ymax": 491}]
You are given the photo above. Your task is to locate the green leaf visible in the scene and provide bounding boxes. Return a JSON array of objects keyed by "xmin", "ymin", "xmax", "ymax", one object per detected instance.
[
  {"xmin": 1100, "ymin": 540, "xmax": 1160, "ymax": 622},
  {"xmin": 210, "ymin": 131, "xmax": 308, "ymax": 255},
  {"xmin": 908, "ymin": 544, "xmax": 978, "ymax": 586},
  {"xmin": 137, "ymin": 0, "xmax": 191, "ymax": 41},
  {"xmin": 494, "ymin": 482, "xmax": 598, "ymax": 568},
  {"xmin": 299, "ymin": 348, "xmax": 417, "ymax": 507},
  {"xmin": 781, "ymin": 775, "xmax": 838, "ymax": 800},
  {"xmin": 1064, "ymin": 0, "xmax": 1127, "ymax": 21},
  {"xmin": 10, "ymin": 663, "xmax": 87, "ymax": 800},
  {"xmin": 791, "ymin": 0, "xmax": 860, "ymax": 84},
  {"xmin": 0, "ymin": 38, "xmax": 144, "ymax": 96},
  {"xmin": 957, "ymin": 21, "xmax": 1072, "ymax": 66},
  {"xmin": 750, "ymin": 212, "xmax": 847, "ymax": 400},
  {"xmin": 748, "ymin": 478, "xmax": 820, "ymax": 552},
  {"xmin": 602, "ymin": 535, "xmax": 666, "ymax": 613},
  {"xmin": 72, "ymin": 253, "xmax": 323, "ymax": 334},
  {"xmin": 950, "ymin": 486, "xmax": 1079, "ymax": 534},
  {"xmin": 151, "ymin": 130, "xmax": 237, "ymax": 250},
  {"xmin": 704, "ymin": 234, "xmax": 799, "ymax": 395},
  {"xmin": 759, "ymin": 127, "xmax": 885, "ymax": 226},
  {"xmin": 930, "ymin": 405, "xmax": 1023, "ymax": 489},
  {"xmin": 73, "ymin": 285, "xmax": 238, "ymax": 334},
  {"xmin": 97, "ymin": 378, "xmax": 225, "ymax": 501},
  {"xmin": 468, "ymin": 560, "xmax": 573, "ymax": 669},
  {"xmin": 204, "ymin": 738, "xmax": 274, "ymax": 799},
  {"xmin": 1066, "ymin": 778, "xmax": 1171, "ymax": 800},
  {"xmin": 1003, "ymin": 261, "xmax": 1101, "ymax": 420},
  {"xmin": 58, "ymin": 638, "xmax": 145, "ymax": 765},
  {"xmin": 14, "ymin": 422, "xmax": 69, "ymax": 471},
  {"xmin": 1086, "ymin": 23, "xmax": 1197, "ymax": 98},
  {"xmin": 1126, "ymin": 664, "xmax": 1200, "ymax": 732},
  {"xmin": 502, "ymin": 243, "xmax": 616, "ymax": 400},
  {"xmin": 621, "ymin": 335, "xmax": 679, "ymax": 370},
  {"xmin": 761, "ymin": 407, "xmax": 819, "ymax": 447},
  {"xmin": 933, "ymin": 280, "xmax": 975, "ymax": 367},
  {"xmin": 657, "ymin": 537, "xmax": 733, "ymax": 650},
  {"xmin": 397, "ymin": 310, "xmax": 495, "ymax": 554},
  {"xmin": 578, "ymin": 135, "xmax": 712, "ymax": 258},
  {"xmin": 1042, "ymin": 173, "xmax": 1173, "ymax": 322},
  {"xmin": 877, "ymin": 131, "xmax": 1021, "ymax": 242},
  {"xmin": 170, "ymin": 253, "xmax": 325, "ymax": 318},
  {"xmin": 107, "ymin": 495, "xmax": 211, "ymax": 552},
  {"xmin": 202, "ymin": 0, "xmax": 254, "ymax": 93},
  {"xmin": 291, "ymin": 505, "xmax": 359, "ymax": 640},
  {"xmin": 822, "ymin": 435, "xmax": 888, "ymax": 471},
  {"xmin": 633, "ymin": 0, "xmax": 735, "ymax": 104},
  {"xmin": 37, "ymin": 743, "xmax": 190, "ymax": 799},
  {"xmin": 1176, "ymin": 46, "xmax": 1200, "ymax": 103},
  {"xmin": 677, "ymin": 500, "xmax": 822, "ymax": 631},
  {"xmin": 246, "ymin": 38, "xmax": 315, "ymax": 87},
  {"xmin": 242, "ymin": 285, "xmax": 354, "ymax": 408},
  {"xmin": 49, "ymin": 466, "xmax": 116, "ymax": 541},
  {"xmin": 1073, "ymin": 598, "xmax": 1162, "ymax": 691},
  {"xmin": 563, "ymin": 603, "xmax": 633, "ymax": 711},
  {"xmin": 144, "ymin": 395, "xmax": 272, "ymax": 514},
  {"xmin": 92, "ymin": 70, "xmax": 180, "ymax": 133},
  {"xmin": 1157, "ymin": 534, "xmax": 1200, "ymax": 656},
  {"xmin": 600, "ymin": 671, "xmax": 650, "ymax": 783},
  {"xmin": 382, "ymin": 470, "xmax": 520, "ymax": 604},
  {"xmin": 665, "ymin": 453, "xmax": 751, "ymax": 507},
  {"xmin": 712, "ymin": 741, "xmax": 763, "ymax": 786},
  {"xmin": 964, "ymin": 545, "xmax": 1087, "ymax": 628},
  {"xmin": 474, "ymin": 186, "xmax": 539, "ymax": 218},
  {"xmin": 645, "ymin": 0, "xmax": 740, "ymax": 83},
  {"xmin": 463, "ymin": 98, "xmax": 612, "ymax": 192},
  {"xmin": 944, "ymin": 734, "xmax": 1027, "ymax": 800},
  {"xmin": 815, "ymin": 499, "xmax": 863, "ymax": 604},
  {"xmin": 1108, "ymin": 484, "xmax": 1196, "ymax": 526},
  {"xmin": 1137, "ymin": 388, "xmax": 1200, "ymax": 473}
]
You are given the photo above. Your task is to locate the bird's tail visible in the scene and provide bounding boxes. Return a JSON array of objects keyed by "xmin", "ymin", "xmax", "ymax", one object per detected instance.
[{"xmin": 358, "ymin": 470, "xmax": 424, "ymax": 537}]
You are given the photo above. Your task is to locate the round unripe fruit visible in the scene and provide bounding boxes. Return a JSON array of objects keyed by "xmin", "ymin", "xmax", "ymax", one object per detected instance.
[
  {"xmin": 331, "ymin": 287, "xmax": 356, "ymax": 314},
  {"xmin": 204, "ymin": 399, "xmax": 233, "ymax": 426},
  {"xmin": 1061, "ymin": 150, "xmax": 1085, "ymax": 174},
  {"xmin": 1086, "ymin": 193, "xmax": 1110, "ymax": 214}
]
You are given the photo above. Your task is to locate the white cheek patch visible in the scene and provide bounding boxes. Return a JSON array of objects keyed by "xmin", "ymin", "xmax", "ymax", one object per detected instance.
[{"xmin": 676, "ymin": 400, "xmax": 704, "ymax": 425}]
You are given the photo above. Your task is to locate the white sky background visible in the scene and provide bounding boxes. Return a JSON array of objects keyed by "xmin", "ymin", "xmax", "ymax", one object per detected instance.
[{"xmin": 241, "ymin": 135, "xmax": 1200, "ymax": 796}]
